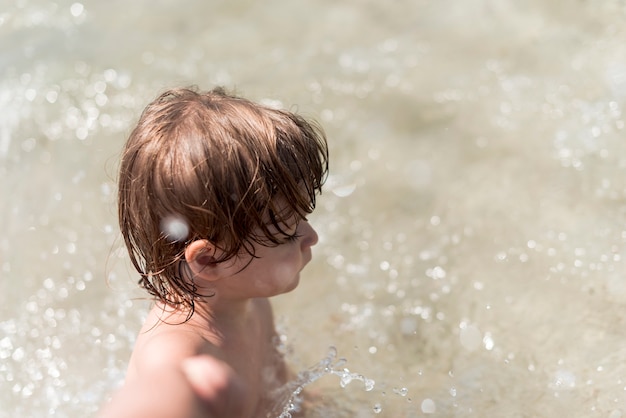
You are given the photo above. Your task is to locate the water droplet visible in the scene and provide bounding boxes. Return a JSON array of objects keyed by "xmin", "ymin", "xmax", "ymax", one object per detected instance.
[
  {"xmin": 460, "ymin": 324, "xmax": 482, "ymax": 351},
  {"xmin": 393, "ymin": 387, "xmax": 408, "ymax": 396},
  {"xmin": 70, "ymin": 2, "xmax": 84, "ymax": 17},
  {"xmin": 331, "ymin": 182, "xmax": 356, "ymax": 197},
  {"xmin": 21, "ymin": 137, "xmax": 36, "ymax": 152},
  {"xmin": 550, "ymin": 370, "xmax": 576, "ymax": 390},
  {"xmin": 483, "ymin": 333, "xmax": 495, "ymax": 350},
  {"xmin": 12, "ymin": 347, "xmax": 25, "ymax": 361},
  {"xmin": 421, "ymin": 398, "xmax": 436, "ymax": 414},
  {"xmin": 400, "ymin": 317, "xmax": 417, "ymax": 335},
  {"xmin": 160, "ymin": 215, "xmax": 189, "ymax": 242}
]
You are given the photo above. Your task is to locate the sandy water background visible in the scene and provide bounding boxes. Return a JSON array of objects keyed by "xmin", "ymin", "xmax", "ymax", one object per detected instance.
[{"xmin": 2, "ymin": 1, "xmax": 626, "ymax": 416}]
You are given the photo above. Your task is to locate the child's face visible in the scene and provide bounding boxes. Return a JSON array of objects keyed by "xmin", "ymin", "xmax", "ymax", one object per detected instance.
[{"xmin": 218, "ymin": 218, "xmax": 319, "ymax": 299}]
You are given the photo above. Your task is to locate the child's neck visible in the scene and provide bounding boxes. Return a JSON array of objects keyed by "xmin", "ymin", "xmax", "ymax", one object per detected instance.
[{"xmin": 190, "ymin": 296, "xmax": 258, "ymax": 331}]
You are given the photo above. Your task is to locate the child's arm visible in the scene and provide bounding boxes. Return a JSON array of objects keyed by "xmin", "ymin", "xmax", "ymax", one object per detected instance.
[{"xmin": 99, "ymin": 355, "xmax": 247, "ymax": 418}]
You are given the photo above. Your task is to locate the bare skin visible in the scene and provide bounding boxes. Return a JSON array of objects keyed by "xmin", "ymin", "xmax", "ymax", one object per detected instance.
[{"xmin": 99, "ymin": 219, "xmax": 318, "ymax": 418}]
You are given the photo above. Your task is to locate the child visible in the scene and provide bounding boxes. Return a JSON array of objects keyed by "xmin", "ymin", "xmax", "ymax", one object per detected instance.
[{"xmin": 99, "ymin": 87, "xmax": 328, "ymax": 418}]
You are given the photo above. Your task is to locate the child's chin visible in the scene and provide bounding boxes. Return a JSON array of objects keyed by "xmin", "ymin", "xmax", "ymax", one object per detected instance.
[{"xmin": 284, "ymin": 275, "xmax": 301, "ymax": 293}]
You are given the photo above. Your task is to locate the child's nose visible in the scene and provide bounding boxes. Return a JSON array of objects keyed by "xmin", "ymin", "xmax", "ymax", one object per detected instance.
[{"xmin": 299, "ymin": 220, "xmax": 319, "ymax": 248}]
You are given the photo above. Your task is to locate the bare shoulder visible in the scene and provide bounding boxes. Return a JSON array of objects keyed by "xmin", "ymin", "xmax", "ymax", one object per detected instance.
[{"xmin": 128, "ymin": 321, "xmax": 206, "ymax": 379}]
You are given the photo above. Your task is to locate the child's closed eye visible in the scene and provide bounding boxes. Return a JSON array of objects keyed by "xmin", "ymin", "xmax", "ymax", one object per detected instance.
[{"xmin": 285, "ymin": 233, "xmax": 302, "ymax": 243}]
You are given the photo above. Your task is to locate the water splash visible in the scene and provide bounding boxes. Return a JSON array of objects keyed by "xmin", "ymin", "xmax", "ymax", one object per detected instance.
[{"xmin": 269, "ymin": 347, "xmax": 375, "ymax": 418}]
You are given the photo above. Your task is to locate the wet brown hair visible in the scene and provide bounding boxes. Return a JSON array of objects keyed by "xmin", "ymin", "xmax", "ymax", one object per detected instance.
[{"xmin": 117, "ymin": 87, "xmax": 328, "ymax": 313}]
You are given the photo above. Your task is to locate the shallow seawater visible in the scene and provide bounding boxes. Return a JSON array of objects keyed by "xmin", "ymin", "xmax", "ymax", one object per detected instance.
[{"xmin": 2, "ymin": 0, "xmax": 626, "ymax": 417}]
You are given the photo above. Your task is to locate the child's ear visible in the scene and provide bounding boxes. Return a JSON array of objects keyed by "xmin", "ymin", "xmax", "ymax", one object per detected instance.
[{"xmin": 184, "ymin": 240, "xmax": 221, "ymax": 281}]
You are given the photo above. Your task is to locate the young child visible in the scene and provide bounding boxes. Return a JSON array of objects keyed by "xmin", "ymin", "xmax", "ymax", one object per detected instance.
[{"xmin": 99, "ymin": 87, "xmax": 328, "ymax": 418}]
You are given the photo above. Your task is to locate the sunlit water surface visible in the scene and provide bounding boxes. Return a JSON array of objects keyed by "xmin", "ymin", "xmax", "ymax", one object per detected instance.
[{"xmin": 2, "ymin": 1, "xmax": 626, "ymax": 417}]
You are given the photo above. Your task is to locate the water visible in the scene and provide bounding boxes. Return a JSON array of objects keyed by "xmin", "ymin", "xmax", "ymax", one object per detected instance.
[
  {"xmin": 2, "ymin": 0, "xmax": 626, "ymax": 416},
  {"xmin": 269, "ymin": 346, "xmax": 375, "ymax": 418}
]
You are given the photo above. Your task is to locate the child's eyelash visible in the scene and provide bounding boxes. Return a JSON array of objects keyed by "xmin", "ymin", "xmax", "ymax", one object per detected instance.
[{"xmin": 286, "ymin": 233, "xmax": 302, "ymax": 242}]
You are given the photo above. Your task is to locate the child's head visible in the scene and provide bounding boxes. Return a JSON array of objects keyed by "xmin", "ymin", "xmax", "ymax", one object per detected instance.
[{"xmin": 117, "ymin": 87, "xmax": 328, "ymax": 310}]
